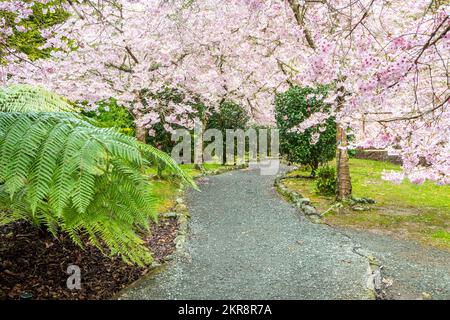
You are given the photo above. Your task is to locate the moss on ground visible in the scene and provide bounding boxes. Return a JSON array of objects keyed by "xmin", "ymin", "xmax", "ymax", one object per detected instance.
[{"xmin": 284, "ymin": 159, "xmax": 450, "ymax": 251}]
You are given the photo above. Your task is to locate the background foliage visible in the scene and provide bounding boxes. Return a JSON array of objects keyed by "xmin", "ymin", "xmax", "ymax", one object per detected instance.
[
  {"xmin": 207, "ymin": 101, "xmax": 249, "ymax": 133},
  {"xmin": 315, "ymin": 165, "xmax": 337, "ymax": 196},
  {"xmin": 0, "ymin": 0, "xmax": 69, "ymax": 62},
  {"xmin": 275, "ymin": 86, "xmax": 336, "ymax": 175},
  {"xmin": 82, "ymin": 98, "xmax": 135, "ymax": 137}
]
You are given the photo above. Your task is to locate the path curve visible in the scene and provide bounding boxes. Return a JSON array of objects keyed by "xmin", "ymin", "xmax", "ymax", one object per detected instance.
[{"xmin": 121, "ymin": 166, "xmax": 450, "ymax": 300}]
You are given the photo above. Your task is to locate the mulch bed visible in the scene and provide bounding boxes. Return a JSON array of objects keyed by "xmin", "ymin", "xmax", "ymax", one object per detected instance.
[{"xmin": 0, "ymin": 218, "xmax": 178, "ymax": 300}]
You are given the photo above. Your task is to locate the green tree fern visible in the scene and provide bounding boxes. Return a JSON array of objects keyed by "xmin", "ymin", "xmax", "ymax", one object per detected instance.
[
  {"xmin": 0, "ymin": 84, "xmax": 74, "ymax": 112},
  {"xmin": 0, "ymin": 85, "xmax": 195, "ymax": 265}
]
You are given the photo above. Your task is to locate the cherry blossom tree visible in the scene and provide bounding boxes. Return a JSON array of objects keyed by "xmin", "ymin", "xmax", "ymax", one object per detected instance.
[
  {"xmin": 1, "ymin": 0, "xmax": 53, "ymax": 80},
  {"xmin": 7, "ymin": 0, "xmax": 294, "ymax": 166},
  {"xmin": 6, "ymin": 0, "xmax": 450, "ymax": 198},
  {"xmin": 280, "ymin": 0, "xmax": 449, "ymax": 197},
  {"xmin": 218, "ymin": 0, "xmax": 448, "ymax": 196}
]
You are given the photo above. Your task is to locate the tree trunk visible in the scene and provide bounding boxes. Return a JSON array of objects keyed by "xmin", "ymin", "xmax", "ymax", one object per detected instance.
[
  {"xmin": 310, "ymin": 160, "xmax": 319, "ymax": 178},
  {"xmin": 134, "ymin": 89, "xmax": 147, "ymax": 143},
  {"xmin": 193, "ymin": 120, "xmax": 204, "ymax": 171},
  {"xmin": 135, "ymin": 122, "xmax": 147, "ymax": 143},
  {"xmin": 335, "ymin": 122, "xmax": 352, "ymax": 200}
]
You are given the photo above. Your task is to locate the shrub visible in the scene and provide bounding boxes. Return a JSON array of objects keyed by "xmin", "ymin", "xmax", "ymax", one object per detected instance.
[
  {"xmin": 82, "ymin": 98, "xmax": 135, "ymax": 137},
  {"xmin": 275, "ymin": 86, "xmax": 336, "ymax": 176},
  {"xmin": 316, "ymin": 166, "xmax": 336, "ymax": 196},
  {"xmin": 206, "ymin": 101, "xmax": 250, "ymax": 162},
  {"xmin": 145, "ymin": 88, "xmax": 197, "ymax": 154},
  {"xmin": 207, "ymin": 101, "xmax": 249, "ymax": 132}
]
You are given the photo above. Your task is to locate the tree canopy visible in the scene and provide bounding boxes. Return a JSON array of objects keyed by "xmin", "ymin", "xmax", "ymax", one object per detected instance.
[{"xmin": 2, "ymin": 0, "xmax": 450, "ymax": 185}]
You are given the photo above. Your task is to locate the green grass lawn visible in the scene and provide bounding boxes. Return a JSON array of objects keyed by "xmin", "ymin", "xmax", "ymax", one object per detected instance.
[
  {"xmin": 148, "ymin": 163, "xmax": 229, "ymax": 214},
  {"xmin": 284, "ymin": 158, "xmax": 450, "ymax": 250}
]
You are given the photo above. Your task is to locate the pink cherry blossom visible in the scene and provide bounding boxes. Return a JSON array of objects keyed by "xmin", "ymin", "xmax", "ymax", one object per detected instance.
[{"xmin": 3, "ymin": 0, "xmax": 449, "ymax": 184}]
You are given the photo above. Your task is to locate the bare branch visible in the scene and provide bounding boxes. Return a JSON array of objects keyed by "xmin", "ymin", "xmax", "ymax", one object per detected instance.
[{"xmin": 377, "ymin": 94, "xmax": 449, "ymax": 123}]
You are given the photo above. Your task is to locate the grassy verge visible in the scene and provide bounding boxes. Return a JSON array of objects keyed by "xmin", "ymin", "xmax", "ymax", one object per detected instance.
[
  {"xmin": 148, "ymin": 163, "xmax": 233, "ymax": 214},
  {"xmin": 283, "ymin": 159, "xmax": 450, "ymax": 250}
]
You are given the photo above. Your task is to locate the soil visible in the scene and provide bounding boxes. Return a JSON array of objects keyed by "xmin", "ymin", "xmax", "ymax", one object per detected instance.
[{"xmin": 0, "ymin": 218, "xmax": 178, "ymax": 300}]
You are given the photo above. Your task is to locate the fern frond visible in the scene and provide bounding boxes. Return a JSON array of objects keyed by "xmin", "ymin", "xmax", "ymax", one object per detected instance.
[
  {"xmin": 0, "ymin": 85, "xmax": 192, "ymax": 265},
  {"xmin": 0, "ymin": 112, "xmax": 156, "ymax": 264},
  {"xmin": 0, "ymin": 84, "xmax": 74, "ymax": 112},
  {"xmin": 140, "ymin": 143, "xmax": 198, "ymax": 190}
]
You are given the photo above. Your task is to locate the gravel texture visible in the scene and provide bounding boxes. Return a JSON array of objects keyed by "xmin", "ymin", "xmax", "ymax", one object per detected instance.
[
  {"xmin": 338, "ymin": 228, "xmax": 450, "ymax": 300},
  {"xmin": 121, "ymin": 166, "xmax": 370, "ymax": 300},
  {"xmin": 120, "ymin": 165, "xmax": 450, "ymax": 300}
]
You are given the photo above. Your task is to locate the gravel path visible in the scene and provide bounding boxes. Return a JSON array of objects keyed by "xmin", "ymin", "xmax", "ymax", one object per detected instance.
[
  {"xmin": 120, "ymin": 166, "xmax": 450, "ymax": 300},
  {"xmin": 340, "ymin": 228, "xmax": 450, "ymax": 299}
]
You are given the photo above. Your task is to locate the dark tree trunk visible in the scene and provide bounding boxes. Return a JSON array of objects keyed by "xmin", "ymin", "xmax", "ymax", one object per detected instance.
[
  {"xmin": 310, "ymin": 161, "xmax": 319, "ymax": 178},
  {"xmin": 335, "ymin": 122, "xmax": 352, "ymax": 200},
  {"xmin": 194, "ymin": 119, "xmax": 205, "ymax": 172},
  {"xmin": 135, "ymin": 122, "xmax": 147, "ymax": 143}
]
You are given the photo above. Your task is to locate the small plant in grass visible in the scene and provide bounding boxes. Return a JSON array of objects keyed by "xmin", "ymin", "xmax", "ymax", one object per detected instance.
[
  {"xmin": 316, "ymin": 166, "xmax": 336, "ymax": 196},
  {"xmin": 432, "ymin": 230, "xmax": 450, "ymax": 243}
]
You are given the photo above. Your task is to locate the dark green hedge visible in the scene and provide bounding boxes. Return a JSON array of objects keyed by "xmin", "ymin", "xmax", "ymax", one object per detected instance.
[{"xmin": 275, "ymin": 86, "xmax": 336, "ymax": 175}]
